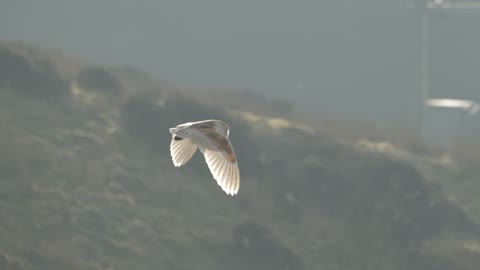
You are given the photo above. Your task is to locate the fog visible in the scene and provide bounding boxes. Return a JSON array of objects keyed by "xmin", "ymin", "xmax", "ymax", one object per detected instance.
[
  {"xmin": 3, "ymin": 0, "xmax": 479, "ymax": 125},
  {"xmin": 1, "ymin": 1, "xmax": 480, "ymax": 270}
]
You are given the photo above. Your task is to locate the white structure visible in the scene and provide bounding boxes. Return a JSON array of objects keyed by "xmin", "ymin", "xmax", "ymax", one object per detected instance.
[
  {"xmin": 423, "ymin": 98, "xmax": 479, "ymax": 148},
  {"xmin": 407, "ymin": 1, "xmax": 480, "ymax": 150},
  {"xmin": 426, "ymin": 99, "xmax": 480, "ymax": 115}
]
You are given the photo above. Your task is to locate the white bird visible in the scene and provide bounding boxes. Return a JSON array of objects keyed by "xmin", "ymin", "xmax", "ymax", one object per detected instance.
[{"xmin": 169, "ymin": 120, "xmax": 240, "ymax": 195}]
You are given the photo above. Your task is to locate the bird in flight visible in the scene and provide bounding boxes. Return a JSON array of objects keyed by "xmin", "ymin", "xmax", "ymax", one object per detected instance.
[{"xmin": 169, "ymin": 120, "xmax": 240, "ymax": 196}]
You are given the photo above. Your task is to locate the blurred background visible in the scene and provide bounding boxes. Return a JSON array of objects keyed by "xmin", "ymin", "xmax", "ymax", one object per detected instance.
[{"xmin": 0, "ymin": 0, "xmax": 479, "ymax": 269}]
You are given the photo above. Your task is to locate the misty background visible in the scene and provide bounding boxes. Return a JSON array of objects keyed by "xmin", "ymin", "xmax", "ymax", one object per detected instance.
[
  {"xmin": 2, "ymin": 0, "xmax": 479, "ymax": 126},
  {"xmin": 1, "ymin": 1, "xmax": 480, "ymax": 270}
]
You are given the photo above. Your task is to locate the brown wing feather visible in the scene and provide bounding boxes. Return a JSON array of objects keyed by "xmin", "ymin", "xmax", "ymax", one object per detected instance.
[{"xmin": 203, "ymin": 130, "xmax": 237, "ymax": 162}]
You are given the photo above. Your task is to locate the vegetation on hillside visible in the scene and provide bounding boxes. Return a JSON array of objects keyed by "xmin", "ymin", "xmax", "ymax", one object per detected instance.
[{"xmin": 0, "ymin": 42, "xmax": 479, "ymax": 270}]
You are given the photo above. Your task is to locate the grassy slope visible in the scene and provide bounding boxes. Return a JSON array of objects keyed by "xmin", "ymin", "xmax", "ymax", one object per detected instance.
[{"xmin": 0, "ymin": 42, "xmax": 480, "ymax": 270}]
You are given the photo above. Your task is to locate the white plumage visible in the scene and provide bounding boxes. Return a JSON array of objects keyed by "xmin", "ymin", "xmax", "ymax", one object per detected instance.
[{"xmin": 169, "ymin": 120, "xmax": 240, "ymax": 196}]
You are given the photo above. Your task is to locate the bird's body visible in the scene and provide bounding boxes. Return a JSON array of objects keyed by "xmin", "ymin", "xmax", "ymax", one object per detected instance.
[{"xmin": 169, "ymin": 120, "xmax": 240, "ymax": 195}]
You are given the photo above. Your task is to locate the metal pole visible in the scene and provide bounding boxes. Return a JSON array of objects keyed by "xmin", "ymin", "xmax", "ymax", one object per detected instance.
[{"xmin": 419, "ymin": 7, "xmax": 430, "ymax": 134}]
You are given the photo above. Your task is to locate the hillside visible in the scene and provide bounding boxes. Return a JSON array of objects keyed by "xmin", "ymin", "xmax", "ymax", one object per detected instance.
[{"xmin": 1, "ymin": 41, "xmax": 480, "ymax": 270}]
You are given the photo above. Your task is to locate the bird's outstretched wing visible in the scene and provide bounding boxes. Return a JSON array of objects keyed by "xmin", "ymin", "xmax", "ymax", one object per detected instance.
[
  {"xmin": 198, "ymin": 130, "xmax": 239, "ymax": 195},
  {"xmin": 170, "ymin": 137, "xmax": 198, "ymax": 167},
  {"xmin": 202, "ymin": 148, "xmax": 240, "ymax": 195}
]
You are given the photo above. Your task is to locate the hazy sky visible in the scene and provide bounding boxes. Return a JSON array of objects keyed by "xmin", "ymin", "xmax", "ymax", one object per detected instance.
[{"xmin": 1, "ymin": 0, "xmax": 479, "ymax": 125}]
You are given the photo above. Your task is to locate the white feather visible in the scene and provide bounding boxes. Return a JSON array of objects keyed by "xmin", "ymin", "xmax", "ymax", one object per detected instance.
[
  {"xmin": 202, "ymin": 149, "xmax": 240, "ymax": 195},
  {"xmin": 170, "ymin": 138, "xmax": 198, "ymax": 167}
]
